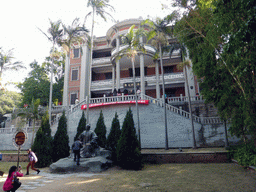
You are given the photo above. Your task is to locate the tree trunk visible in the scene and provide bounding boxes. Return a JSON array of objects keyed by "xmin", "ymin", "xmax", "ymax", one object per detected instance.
[
  {"xmin": 159, "ymin": 44, "xmax": 168, "ymax": 150},
  {"xmin": 185, "ymin": 65, "xmax": 196, "ymax": 148}
]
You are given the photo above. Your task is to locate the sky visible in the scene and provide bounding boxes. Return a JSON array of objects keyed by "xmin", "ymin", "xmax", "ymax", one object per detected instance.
[{"xmin": 0, "ymin": 0, "xmax": 173, "ymax": 91}]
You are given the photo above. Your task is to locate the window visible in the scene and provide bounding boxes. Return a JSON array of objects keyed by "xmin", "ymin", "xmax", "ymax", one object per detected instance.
[
  {"xmin": 70, "ymin": 93, "xmax": 77, "ymax": 105},
  {"xmin": 71, "ymin": 68, "xmax": 79, "ymax": 81},
  {"xmin": 129, "ymin": 67, "xmax": 147, "ymax": 77},
  {"xmin": 105, "ymin": 72, "xmax": 112, "ymax": 79},
  {"xmin": 164, "ymin": 65, "xmax": 174, "ymax": 74},
  {"xmin": 73, "ymin": 48, "xmax": 80, "ymax": 58}
]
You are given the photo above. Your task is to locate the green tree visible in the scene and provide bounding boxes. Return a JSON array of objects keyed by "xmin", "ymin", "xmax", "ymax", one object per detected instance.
[
  {"xmin": 116, "ymin": 108, "xmax": 142, "ymax": 170},
  {"xmin": 172, "ymin": 0, "xmax": 256, "ymax": 146},
  {"xmin": 143, "ymin": 17, "xmax": 173, "ymax": 149},
  {"xmin": 61, "ymin": 18, "xmax": 88, "ymax": 107},
  {"xmin": 106, "ymin": 112, "xmax": 121, "ymax": 163},
  {"xmin": 94, "ymin": 110, "xmax": 106, "ymax": 148},
  {"xmin": 14, "ymin": 98, "xmax": 41, "ymax": 147},
  {"xmin": 17, "ymin": 61, "xmax": 50, "ymax": 106},
  {"xmin": 74, "ymin": 111, "xmax": 86, "ymax": 141},
  {"xmin": 117, "ymin": 24, "xmax": 146, "ymax": 148},
  {"xmin": 32, "ymin": 112, "xmax": 53, "ymax": 167},
  {"xmin": 0, "ymin": 89, "xmax": 22, "ymax": 127},
  {"xmin": 52, "ymin": 76, "xmax": 64, "ymax": 106},
  {"xmin": 85, "ymin": 0, "xmax": 114, "ymax": 122},
  {"xmin": 38, "ymin": 19, "xmax": 64, "ymax": 125},
  {"xmin": 52, "ymin": 111, "xmax": 70, "ymax": 162}
]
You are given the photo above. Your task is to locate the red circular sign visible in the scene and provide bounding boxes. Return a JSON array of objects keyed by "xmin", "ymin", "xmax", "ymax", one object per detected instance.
[{"xmin": 15, "ymin": 132, "xmax": 26, "ymax": 146}]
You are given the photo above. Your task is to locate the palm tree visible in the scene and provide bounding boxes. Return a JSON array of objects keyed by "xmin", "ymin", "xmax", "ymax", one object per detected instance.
[
  {"xmin": 14, "ymin": 98, "xmax": 41, "ymax": 147},
  {"xmin": 61, "ymin": 18, "xmax": 88, "ymax": 110},
  {"xmin": 38, "ymin": 19, "xmax": 63, "ymax": 125},
  {"xmin": 116, "ymin": 25, "xmax": 146, "ymax": 149},
  {"xmin": 143, "ymin": 17, "xmax": 172, "ymax": 150},
  {"xmin": 0, "ymin": 48, "xmax": 24, "ymax": 85},
  {"xmin": 177, "ymin": 58, "xmax": 196, "ymax": 148},
  {"xmin": 84, "ymin": 0, "xmax": 115, "ymax": 123}
]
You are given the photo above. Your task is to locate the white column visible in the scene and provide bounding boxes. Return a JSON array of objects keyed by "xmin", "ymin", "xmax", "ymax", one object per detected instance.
[
  {"xmin": 155, "ymin": 60, "xmax": 160, "ymax": 99},
  {"xmin": 116, "ymin": 36, "xmax": 120, "ymax": 90},
  {"xmin": 63, "ymin": 55, "xmax": 70, "ymax": 106},
  {"xmin": 80, "ymin": 46, "xmax": 88, "ymax": 101},
  {"xmin": 112, "ymin": 64, "xmax": 115, "ymax": 91},
  {"xmin": 140, "ymin": 54, "xmax": 145, "ymax": 97}
]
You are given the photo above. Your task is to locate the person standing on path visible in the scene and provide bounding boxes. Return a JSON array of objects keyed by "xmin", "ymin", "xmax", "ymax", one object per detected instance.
[
  {"xmin": 26, "ymin": 149, "xmax": 40, "ymax": 175},
  {"xmin": 72, "ymin": 138, "xmax": 83, "ymax": 165}
]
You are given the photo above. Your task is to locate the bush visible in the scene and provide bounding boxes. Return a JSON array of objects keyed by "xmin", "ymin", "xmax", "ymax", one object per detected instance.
[
  {"xmin": 229, "ymin": 141, "xmax": 256, "ymax": 167},
  {"xmin": 74, "ymin": 111, "xmax": 86, "ymax": 141},
  {"xmin": 32, "ymin": 112, "xmax": 53, "ymax": 167},
  {"xmin": 52, "ymin": 111, "xmax": 70, "ymax": 162},
  {"xmin": 94, "ymin": 110, "xmax": 107, "ymax": 148},
  {"xmin": 106, "ymin": 112, "xmax": 121, "ymax": 163},
  {"xmin": 116, "ymin": 108, "xmax": 143, "ymax": 170}
]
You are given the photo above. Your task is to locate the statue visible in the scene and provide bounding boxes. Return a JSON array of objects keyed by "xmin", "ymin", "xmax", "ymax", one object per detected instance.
[{"xmin": 79, "ymin": 124, "xmax": 99, "ymax": 158}]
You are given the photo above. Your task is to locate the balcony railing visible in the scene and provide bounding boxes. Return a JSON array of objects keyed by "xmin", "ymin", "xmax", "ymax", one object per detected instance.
[
  {"xmin": 92, "ymin": 57, "xmax": 111, "ymax": 65},
  {"xmin": 91, "ymin": 72, "xmax": 184, "ymax": 90},
  {"xmin": 111, "ymin": 44, "xmax": 156, "ymax": 57}
]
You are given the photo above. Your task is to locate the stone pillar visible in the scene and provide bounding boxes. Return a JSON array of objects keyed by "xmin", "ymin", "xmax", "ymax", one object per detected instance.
[
  {"xmin": 80, "ymin": 46, "xmax": 88, "ymax": 101},
  {"xmin": 63, "ymin": 55, "xmax": 70, "ymax": 106},
  {"xmin": 139, "ymin": 36, "xmax": 145, "ymax": 97},
  {"xmin": 116, "ymin": 36, "xmax": 120, "ymax": 90},
  {"xmin": 112, "ymin": 64, "xmax": 115, "ymax": 91},
  {"xmin": 155, "ymin": 60, "xmax": 160, "ymax": 100}
]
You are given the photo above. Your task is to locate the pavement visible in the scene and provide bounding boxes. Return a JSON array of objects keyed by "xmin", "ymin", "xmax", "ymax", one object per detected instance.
[{"xmin": 0, "ymin": 169, "xmax": 107, "ymax": 192}]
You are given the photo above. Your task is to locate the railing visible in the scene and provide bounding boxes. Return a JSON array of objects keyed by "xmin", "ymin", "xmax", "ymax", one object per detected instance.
[
  {"xmin": 0, "ymin": 126, "xmax": 40, "ymax": 134},
  {"xmin": 91, "ymin": 72, "xmax": 185, "ymax": 89},
  {"xmin": 167, "ymin": 95, "xmax": 204, "ymax": 103},
  {"xmin": 92, "ymin": 57, "xmax": 111, "ymax": 65}
]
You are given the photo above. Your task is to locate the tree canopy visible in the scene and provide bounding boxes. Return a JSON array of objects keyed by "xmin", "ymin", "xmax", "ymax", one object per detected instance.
[
  {"xmin": 17, "ymin": 61, "xmax": 50, "ymax": 106},
  {"xmin": 172, "ymin": 0, "xmax": 256, "ymax": 143}
]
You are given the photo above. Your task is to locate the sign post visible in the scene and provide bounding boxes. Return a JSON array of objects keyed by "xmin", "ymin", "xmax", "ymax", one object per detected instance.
[{"xmin": 14, "ymin": 131, "xmax": 26, "ymax": 167}]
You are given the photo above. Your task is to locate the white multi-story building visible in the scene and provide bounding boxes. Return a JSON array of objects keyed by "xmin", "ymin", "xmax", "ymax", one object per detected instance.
[{"xmin": 63, "ymin": 18, "xmax": 199, "ymax": 106}]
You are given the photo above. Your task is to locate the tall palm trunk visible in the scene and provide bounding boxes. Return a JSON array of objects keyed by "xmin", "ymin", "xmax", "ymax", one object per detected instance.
[
  {"xmin": 63, "ymin": 52, "xmax": 71, "ymax": 111},
  {"xmin": 159, "ymin": 44, "xmax": 168, "ymax": 150},
  {"xmin": 31, "ymin": 118, "xmax": 36, "ymax": 147},
  {"xmin": 49, "ymin": 43, "xmax": 54, "ymax": 126},
  {"xmin": 184, "ymin": 65, "xmax": 196, "ymax": 148},
  {"xmin": 131, "ymin": 57, "xmax": 141, "ymax": 149},
  {"xmin": 86, "ymin": 6, "xmax": 96, "ymax": 123}
]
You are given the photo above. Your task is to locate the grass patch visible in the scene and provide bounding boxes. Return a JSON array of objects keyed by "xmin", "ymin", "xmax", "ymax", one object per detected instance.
[
  {"xmin": 0, "ymin": 150, "xmax": 27, "ymax": 154},
  {"xmin": 69, "ymin": 163, "xmax": 256, "ymax": 192},
  {"xmin": 0, "ymin": 162, "xmax": 28, "ymax": 174}
]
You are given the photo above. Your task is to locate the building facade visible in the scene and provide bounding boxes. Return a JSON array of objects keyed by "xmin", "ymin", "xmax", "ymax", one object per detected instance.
[{"xmin": 63, "ymin": 18, "xmax": 200, "ymax": 106}]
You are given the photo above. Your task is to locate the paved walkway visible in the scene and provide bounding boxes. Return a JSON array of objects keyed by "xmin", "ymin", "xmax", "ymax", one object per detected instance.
[{"xmin": 0, "ymin": 169, "xmax": 105, "ymax": 192}]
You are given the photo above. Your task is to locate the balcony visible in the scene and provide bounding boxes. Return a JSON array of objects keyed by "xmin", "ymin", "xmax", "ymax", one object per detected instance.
[
  {"xmin": 92, "ymin": 57, "xmax": 111, "ymax": 66},
  {"xmin": 91, "ymin": 72, "xmax": 185, "ymax": 91},
  {"xmin": 111, "ymin": 44, "xmax": 156, "ymax": 59}
]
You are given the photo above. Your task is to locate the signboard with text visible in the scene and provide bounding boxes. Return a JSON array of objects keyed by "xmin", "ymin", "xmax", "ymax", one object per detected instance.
[
  {"xmin": 15, "ymin": 132, "xmax": 26, "ymax": 146},
  {"xmin": 81, "ymin": 100, "xmax": 149, "ymax": 110}
]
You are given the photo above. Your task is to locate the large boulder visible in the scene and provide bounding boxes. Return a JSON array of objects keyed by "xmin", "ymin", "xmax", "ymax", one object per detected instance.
[{"xmin": 50, "ymin": 148, "xmax": 112, "ymax": 173}]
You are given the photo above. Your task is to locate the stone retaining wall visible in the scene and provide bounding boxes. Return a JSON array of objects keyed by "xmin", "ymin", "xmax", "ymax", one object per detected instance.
[
  {"xmin": 1, "ymin": 153, "xmax": 28, "ymax": 162},
  {"xmin": 1, "ymin": 152, "xmax": 229, "ymax": 164},
  {"xmin": 142, "ymin": 152, "xmax": 230, "ymax": 164}
]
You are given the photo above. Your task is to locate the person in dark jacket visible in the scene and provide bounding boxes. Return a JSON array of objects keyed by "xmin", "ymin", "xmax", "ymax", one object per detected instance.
[{"xmin": 72, "ymin": 138, "xmax": 83, "ymax": 165}]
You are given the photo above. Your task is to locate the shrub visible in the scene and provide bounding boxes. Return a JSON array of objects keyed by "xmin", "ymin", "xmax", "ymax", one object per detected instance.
[
  {"xmin": 52, "ymin": 111, "xmax": 70, "ymax": 162},
  {"xmin": 116, "ymin": 108, "xmax": 143, "ymax": 170},
  {"xmin": 229, "ymin": 140, "xmax": 256, "ymax": 167},
  {"xmin": 32, "ymin": 112, "xmax": 53, "ymax": 167},
  {"xmin": 74, "ymin": 111, "xmax": 86, "ymax": 141},
  {"xmin": 106, "ymin": 112, "xmax": 121, "ymax": 163},
  {"xmin": 94, "ymin": 110, "xmax": 107, "ymax": 148}
]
